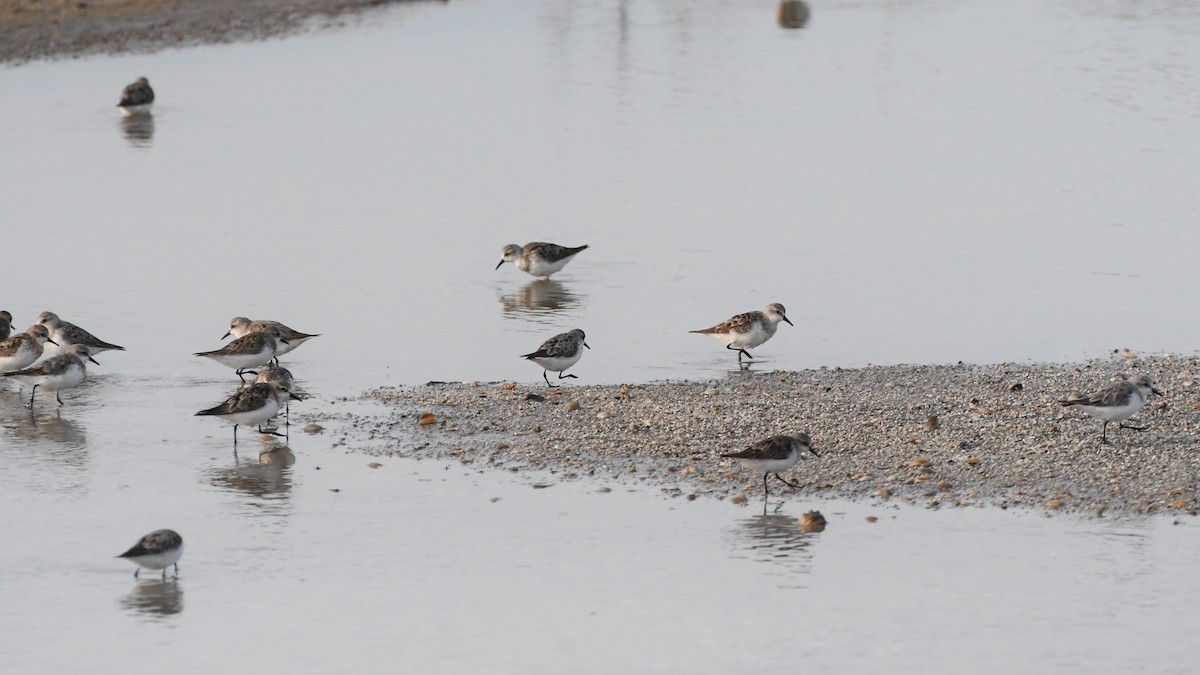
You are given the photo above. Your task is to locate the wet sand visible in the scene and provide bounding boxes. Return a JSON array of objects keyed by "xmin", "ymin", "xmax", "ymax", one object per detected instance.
[
  {"xmin": 330, "ymin": 354, "xmax": 1200, "ymax": 517},
  {"xmin": 0, "ymin": 0, "xmax": 425, "ymax": 64}
]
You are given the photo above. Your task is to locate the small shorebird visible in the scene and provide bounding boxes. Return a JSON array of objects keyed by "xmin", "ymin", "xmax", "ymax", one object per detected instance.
[
  {"xmin": 496, "ymin": 242, "xmax": 589, "ymax": 278},
  {"xmin": 117, "ymin": 529, "xmax": 183, "ymax": 579},
  {"xmin": 1, "ymin": 344, "xmax": 99, "ymax": 408},
  {"xmin": 117, "ymin": 77, "xmax": 155, "ymax": 116},
  {"xmin": 0, "ymin": 324, "xmax": 57, "ymax": 373},
  {"xmin": 722, "ymin": 433, "xmax": 820, "ymax": 499},
  {"xmin": 521, "ymin": 329, "xmax": 589, "ymax": 387},
  {"xmin": 691, "ymin": 303, "xmax": 793, "ymax": 362},
  {"xmin": 196, "ymin": 327, "xmax": 286, "ymax": 380},
  {"xmin": 195, "ymin": 380, "xmax": 300, "ymax": 445},
  {"xmin": 1060, "ymin": 374, "xmax": 1162, "ymax": 443},
  {"xmin": 36, "ymin": 311, "xmax": 125, "ymax": 360},
  {"xmin": 256, "ymin": 364, "xmax": 301, "ymax": 423},
  {"xmin": 0, "ymin": 310, "xmax": 11, "ymax": 341},
  {"xmin": 222, "ymin": 317, "xmax": 318, "ymax": 359}
]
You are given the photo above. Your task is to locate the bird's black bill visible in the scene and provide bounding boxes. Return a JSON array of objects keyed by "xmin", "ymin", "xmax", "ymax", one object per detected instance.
[
  {"xmin": 495, "ymin": 260, "xmax": 505, "ymax": 270},
  {"xmin": 220, "ymin": 331, "xmax": 231, "ymax": 339},
  {"xmin": 289, "ymin": 393, "xmax": 304, "ymax": 401},
  {"xmin": 809, "ymin": 447, "xmax": 821, "ymax": 458},
  {"xmin": 46, "ymin": 338, "xmax": 59, "ymax": 346},
  {"xmin": 88, "ymin": 356, "xmax": 101, "ymax": 365},
  {"xmin": 584, "ymin": 342, "xmax": 591, "ymax": 349},
  {"xmin": 782, "ymin": 316, "xmax": 794, "ymax": 326},
  {"xmin": 1152, "ymin": 387, "xmax": 1164, "ymax": 396}
]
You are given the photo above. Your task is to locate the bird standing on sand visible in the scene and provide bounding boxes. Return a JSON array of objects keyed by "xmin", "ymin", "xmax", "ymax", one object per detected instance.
[
  {"xmin": 690, "ymin": 303, "xmax": 793, "ymax": 362},
  {"xmin": 721, "ymin": 433, "xmax": 820, "ymax": 499},
  {"xmin": 1059, "ymin": 374, "xmax": 1162, "ymax": 443},
  {"xmin": 496, "ymin": 242, "xmax": 589, "ymax": 278},
  {"xmin": 521, "ymin": 329, "xmax": 589, "ymax": 387}
]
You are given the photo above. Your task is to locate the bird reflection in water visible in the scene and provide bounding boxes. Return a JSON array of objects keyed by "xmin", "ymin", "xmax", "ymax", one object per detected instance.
[
  {"xmin": 727, "ymin": 512, "xmax": 819, "ymax": 578},
  {"xmin": 777, "ymin": 0, "xmax": 811, "ymax": 29},
  {"xmin": 119, "ymin": 579, "xmax": 183, "ymax": 619},
  {"xmin": 499, "ymin": 279, "xmax": 581, "ymax": 316},
  {"xmin": 206, "ymin": 443, "xmax": 295, "ymax": 501},
  {"xmin": 119, "ymin": 114, "xmax": 155, "ymax": 149},
  {"xmin": 0, "ymin": 397, "xmax": 88, "ymax": 449}
]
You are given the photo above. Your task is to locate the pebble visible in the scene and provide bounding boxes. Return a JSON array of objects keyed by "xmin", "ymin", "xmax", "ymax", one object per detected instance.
[
  {"xmin": 303, "ymin": 423, "xmax": 324, "ymax": 433},
  {"xmin": 798, "ymin": 510, "xmax": 826, "ymax": 532}
]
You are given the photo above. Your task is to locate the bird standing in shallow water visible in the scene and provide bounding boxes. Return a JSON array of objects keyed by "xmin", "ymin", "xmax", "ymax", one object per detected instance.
[
  {"xmin": 195, "ymin": 380, "xmax": 301, "ymax": 446},
  {"xmin": 0, "ymin": 324, "xmax": 57, "ymax": 373},
  {"xmin": 1060, "ymin": 374, "xmax": 1162, "ymax": 443},
  {"xmin": 117, "ymin": 77, "xmax": 155, "ymax": 116},
  {"xmin": 223, "ymin": 317, "xmax": 319, "ymax": 360},
  {"xmin": 521, "ymin": 329, "xmax": 589, "ymax": 387},
  {"xmin": 722, "ymin": 433, "xmax": 820, "ymax": 499},
  {"xmin": 117, "ymin": 529, "xmax": 183, "ymax": 579},
  {"xmin": 1, "ymin": 344, "xmax": 98, "ymax": 408},
  {"xmin": 496, "ymin": 242, "xmax": 589, "ymax": 278},
  {"xmin": 691, "ymin": 303, "xmax": 793, "ymax": 362},
  {"xmin": 196, "ymin": 327, "xmax": 287, "ymax": 381},
  {"xmin": 37, "ymin": 311, "xmax": 124, "ymax": 360}
]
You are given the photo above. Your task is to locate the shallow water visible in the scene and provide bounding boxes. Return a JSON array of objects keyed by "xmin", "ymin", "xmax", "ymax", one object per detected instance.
[
  {"xmin": 3, "ymin": 443, "xmax": 1199, "ymax": 673},
  {"xmin": 1, "ymin": 0, "xmax": 1199, "ymax": 671}
]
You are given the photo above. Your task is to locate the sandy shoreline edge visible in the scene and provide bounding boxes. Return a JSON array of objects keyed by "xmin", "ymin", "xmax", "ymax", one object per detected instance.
[
  {"xmin": 0, "ymin": 0, "xmax": 427, "ymax": 65},
  {"xmin": 324, "ymin": 355, "xmax": 1200, "ymax": 518}
]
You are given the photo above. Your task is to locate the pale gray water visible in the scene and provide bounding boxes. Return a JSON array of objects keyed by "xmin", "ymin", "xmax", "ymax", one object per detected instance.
[
  {"xmin": 1, "ymin": 0, "xmax": 1199, "ymax": 671},
  {"xmin": 3, "ymin": 443, "xmax": 1200, "ymax": 673}
]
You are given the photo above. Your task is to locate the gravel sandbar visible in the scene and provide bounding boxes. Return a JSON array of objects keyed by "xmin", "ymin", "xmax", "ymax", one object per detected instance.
[
  {"xmin": 1, "ymin": 0, "xmax": 425, "ymax": 65},
  {"xmin": 324, "ymin": 354, "xmax": 1200, "ymax": 518}
]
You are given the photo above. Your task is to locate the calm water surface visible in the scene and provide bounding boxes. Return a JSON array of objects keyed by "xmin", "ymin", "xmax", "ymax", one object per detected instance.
[{"xmin": 1, "ymin": 0, "xmax": 1199, "ymax": 671}]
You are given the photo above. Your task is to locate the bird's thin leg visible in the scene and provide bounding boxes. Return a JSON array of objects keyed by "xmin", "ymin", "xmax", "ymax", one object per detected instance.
[
  {"xmin": 726, "ymin": 345, "xmax": 744, "ymax": 361},
  {"xmin": 1101, "ymin": 420, "xmax": 1110, "ymax": 444},
  {"xmin": 762, "ymin": 472, "xmax": 770, "ymax": 499},
  {"xmin": 258, "ymin": 425, "xmax": 284, "ymax": 438},
  {"xmin": 134, "ymin": 568, "xmax": 140, "ymax": 579},
  {"xmin": 558, "ymin": 372, "xmax": 578, "ymax": 380},
  {"xmin": 56, "ymin": 392, "xmax": 64, "ymax": 406},
  {"xmin": 772, "ymin": 473, "xmax": 801, "ymax": 489},
  {"xmin": 544, "ymin": 371, "xmax": 558, "ymax": 388},
  {"xmin": 236, "ymin": 369, "xmax": 248, "ymax": 383},
  {"xmin": 27, "ymin": 384, "xmax": 38, "ymax": 408},
  {"xmin": 233, "ymin": 424, "xmax": 239, "ymax": 446},
  {"xmin": 161, "ymin": 568, "xmax": 167, "ymax": 581}
]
